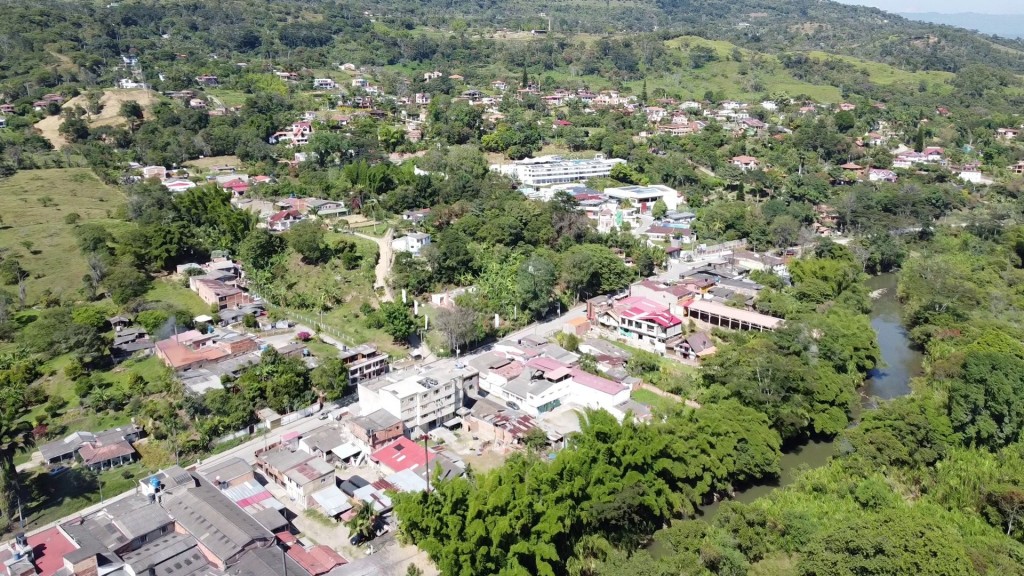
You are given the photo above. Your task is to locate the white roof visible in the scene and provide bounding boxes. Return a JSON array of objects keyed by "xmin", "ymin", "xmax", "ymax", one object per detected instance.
[
  {"xmin": 331, "ymin": 441, "xmax": 363, "ymax": 460},
  {"xmin": 310, "ymin": 485, "xmax": 352, "ymax": 517},
  {"xmin": 384, "ymin": 469, "xmax": 427, "ymax": 493},
  {"xmin": 381, "ymin": 377, "xmax": 427, "ymax": 399}
]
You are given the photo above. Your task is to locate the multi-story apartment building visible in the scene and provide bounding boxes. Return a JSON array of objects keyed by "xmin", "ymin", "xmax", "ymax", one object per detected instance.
[
  {"xmin": 357, "ymin": 364, "xmax": 478, "ymax": 430},
  {"xmin": 491, "ymin": 154, "xmax": 626, "ymax": 187},
  {"xmin": 339, "ymin": 344, "xmax": 389, "ymax": 384}
]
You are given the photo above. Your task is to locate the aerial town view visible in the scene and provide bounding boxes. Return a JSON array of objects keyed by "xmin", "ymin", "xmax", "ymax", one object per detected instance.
[{"xmin": 1, "ymin": 0, "xmax": 1024, "ymax": 574}]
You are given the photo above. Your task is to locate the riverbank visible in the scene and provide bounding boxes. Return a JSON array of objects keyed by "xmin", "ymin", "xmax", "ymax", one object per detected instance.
[{"xmin": 690, "ymin": 272, "xmax": 923, "ymax": 521}]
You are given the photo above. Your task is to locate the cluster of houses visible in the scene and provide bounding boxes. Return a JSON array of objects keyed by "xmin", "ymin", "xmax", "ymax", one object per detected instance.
[
  {"xmin": 0, "ymin": 464, "xmax": 349, "ymax": 576},
  {"xmin": 133, "ymin": 163, "xmax": 275, "ymax": 195},
  {"xmin": 253, "ymin": 417, "xmax": 465, "ymax": 523},
  {"xmin": 571, "ymin": 256, "xmax": 785, "ymax": 357},
  {"xmin": 264, "ymin": 196, "xmax": 348, "ymax": 232}
]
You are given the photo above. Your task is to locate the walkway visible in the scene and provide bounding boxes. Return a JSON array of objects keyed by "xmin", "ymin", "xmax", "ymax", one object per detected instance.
[{"xmin": 353, "ymin": 228, "xmax": 394, "ymax": 302}]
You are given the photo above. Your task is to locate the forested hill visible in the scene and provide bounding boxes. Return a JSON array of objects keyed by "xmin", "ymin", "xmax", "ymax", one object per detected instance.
[{"xmin": 372, "ymin": 0, "xmax": 1024, "ymax": 73}]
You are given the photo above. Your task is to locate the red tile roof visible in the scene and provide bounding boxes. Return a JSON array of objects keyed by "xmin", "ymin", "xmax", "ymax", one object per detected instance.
[
  {"xmin": 287, "ymin": 545, "xmax": 347, "ymax": 576},
  {"xmin": 569, "ymin": 368, "xmax": 627, "ymax": 396},
  {"xmin": 370, "ymin": 437, "xmax": 435, "ymax": 474},
  {"xmin": 269, "ymin": 209, "xmax": 301, "ymax": 223},
  {"xmin": 78, "ymin": 441, "xmax": 135, "ymax": 465},
  {"xmin": 640, "ymin": 309, "xmax": 682, "ymax": 328},
  {"xmin": 275, "ymin": 531, "xmax": 298, "ymax": 545}
]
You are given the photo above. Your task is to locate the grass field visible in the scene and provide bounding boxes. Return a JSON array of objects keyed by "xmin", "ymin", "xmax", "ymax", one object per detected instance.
[
  {"xmin": 804, "ymin": 51, "xmax": 954, "ymax": 88},
  {"xmin": 0, "ymin": 169, "xmax": 128, "ymax": 302},
  {"xmin": 631, "ymin": 388, "xmax": 681, "ymax": 413},
  {"xmin": 205, "ymin": 89, "xmax": 249, "ymax": 108},
  {"xmin": 184, "ymin": 155, "xmax": 242, "ymax": 172},
  {"xmin": 277, "ymin": 234, "xmax": 408, "ymax": 357},
  {"xmin": 145, "ymin": 278, "xmax": 212, "ymax": 317}
]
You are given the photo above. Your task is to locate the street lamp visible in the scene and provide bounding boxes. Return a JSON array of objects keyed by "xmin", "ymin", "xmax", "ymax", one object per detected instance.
[{"xmin": 413, "ymin": 426, "xmax": 430, "ymax": 494}]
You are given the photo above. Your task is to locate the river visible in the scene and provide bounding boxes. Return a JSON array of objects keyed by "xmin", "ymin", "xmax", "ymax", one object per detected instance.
[{"xmin": 694, "ymin": 272, "xmax": 923, "ymax": 519}]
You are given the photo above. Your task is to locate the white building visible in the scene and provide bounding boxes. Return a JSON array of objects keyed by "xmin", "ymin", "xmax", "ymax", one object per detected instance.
[
  {"xmin": 470, "ymin": 353, "xmax": 630, "ymax": 417},
  {"xmin": 357, "ymin": 364, "xmax": 477, "ymax": 430},
  {"xmin": 313, "ymin": 78, "xmax": 336, "ymax": 89},
  {"xmin": 603, "ymin": 184, "xmax": 681, "ymax": 213},
  {"xmin": 391, "ymin": 232, "xmax": 431, "ymax": 256},
  {"xmin": 490, "ymin": 154, "xmax": 626, "ymax": 187}
]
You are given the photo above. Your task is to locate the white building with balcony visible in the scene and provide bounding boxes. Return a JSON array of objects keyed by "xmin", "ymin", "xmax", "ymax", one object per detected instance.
[
  {"xmin": 490, "ymin": 154, "xmax": 626, "ymax": 187},
  {"xmin": 357, "ymin": 364, "xmax": 478, "ymax": 430},
  {"xmin": 603, "ymin": 184, "xmax": 681, "ymax": 213}
]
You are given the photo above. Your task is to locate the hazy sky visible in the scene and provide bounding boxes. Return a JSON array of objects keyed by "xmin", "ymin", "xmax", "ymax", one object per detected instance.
[{"xmin": 834, "ymin": 0, "xmax": 1024, "ymax": 14}]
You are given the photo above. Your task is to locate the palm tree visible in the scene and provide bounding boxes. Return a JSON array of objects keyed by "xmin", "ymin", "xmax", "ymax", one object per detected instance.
[
  {"xmin": 345, "ymin": 501, "xmax": 377, "ymax": 539},
  {"xmin": 0, "ymin": 416, "xmax": 33, "ymax": 531}
]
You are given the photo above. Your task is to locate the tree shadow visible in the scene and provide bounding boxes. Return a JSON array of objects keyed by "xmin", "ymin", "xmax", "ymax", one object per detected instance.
[{"xmin": 23, "ymin": 467, "xmax": 100, "ymax": 521}]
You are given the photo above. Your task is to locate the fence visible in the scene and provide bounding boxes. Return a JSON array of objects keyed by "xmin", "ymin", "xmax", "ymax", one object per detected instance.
[
  {"xmin": 695, "ymin": 239, "xmax": 747, "ymax": 255},
  {"xmin": 277, "ymin": 308, "xmax": 360, "ymax": 347},
  {"xmin": 213, "ymin": 422, "xmax": 268, "ymax": 446},
  {"xmin": 212, "ymin": 396, "xmax": 340, "ymax": 446}
]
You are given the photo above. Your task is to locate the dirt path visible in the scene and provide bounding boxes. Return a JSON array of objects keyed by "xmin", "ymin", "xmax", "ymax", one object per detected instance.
[{"xmin": 354, "ymin": 228, "xmax": 395, "ymax": 302}]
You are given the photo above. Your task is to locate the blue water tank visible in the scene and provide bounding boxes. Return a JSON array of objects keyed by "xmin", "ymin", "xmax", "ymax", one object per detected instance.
[{"xmin": 149, "ymin": 476, "xmax": 161, "ymax": 490}]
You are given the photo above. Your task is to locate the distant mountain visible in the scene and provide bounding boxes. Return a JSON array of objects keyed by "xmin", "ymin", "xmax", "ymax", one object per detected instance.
[{"xmin": 899, "ymin": 12, "xmax": 1024, "ymax": 38}]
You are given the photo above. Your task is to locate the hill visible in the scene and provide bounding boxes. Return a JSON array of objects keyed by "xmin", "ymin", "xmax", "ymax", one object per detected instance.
[
  {"xmin": 0, "ymin": 169, "xmax": 127, "ymax": 301},
  {"xmin": 34, "ymin": 88, "xmax": 159, "ymax": 148},
  {"xmin": 371, "ymin": 0, "xmax": 1024, "ymax": 74},
  {"xmin": 899, "ymin": 12, "xmax": 1024, "ymax": 39}
]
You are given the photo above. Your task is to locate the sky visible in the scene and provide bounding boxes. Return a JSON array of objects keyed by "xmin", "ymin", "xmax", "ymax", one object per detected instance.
[{"xmin": 833, "ymin": 0, "xmax": 1024, "ymax": 14}]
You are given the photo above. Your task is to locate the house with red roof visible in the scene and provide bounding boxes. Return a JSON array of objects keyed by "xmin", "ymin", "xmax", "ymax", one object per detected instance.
[
  {"xmin": 267, "ymin": 208, "xmax": 304, "ymax": 232},
  {"xmin": 0, "ymin": 528, "xmax": 76, "ymax": 576},
  {"xmin": 731, "ymin": 155, "xmax": 760, "ymax": 171},
  {"xmin": 369, "ymin": 437, "xmax": 436, "ymax": 475},
  {"xmin": 593, "ymin": 296, "xmax": 683, "ymax": 345},
  {"xmin": 286, "ymin": 545, "xmax": 347, "ymax": 576},
  {"xmin": 221, "ymin": 178, "xmax": 249, "ymax": 196}
]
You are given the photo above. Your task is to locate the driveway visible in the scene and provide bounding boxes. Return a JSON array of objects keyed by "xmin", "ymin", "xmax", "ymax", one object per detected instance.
[{"xmin": 352, "ymin": 229, "xmax": 395, "ymax": 302}]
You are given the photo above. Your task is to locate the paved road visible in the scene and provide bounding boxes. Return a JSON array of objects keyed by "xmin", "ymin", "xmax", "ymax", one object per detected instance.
[
  {"xmin": 352, "ymin": 228, "xmax": 395, "ymax": 302},
  {"xmin": 19, "ymin": 412, "xmax": 333, "ymax": 538}
]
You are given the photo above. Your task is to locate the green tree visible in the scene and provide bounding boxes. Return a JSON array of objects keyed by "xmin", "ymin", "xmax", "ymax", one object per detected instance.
[
  {"xmin": 310, "ymin": 357, "xmax": 350, "ymax": 400},
  {"xmin": 286, "ymin": 221, "xmax": 332, "ymax": 264},
  {"xmin": 377, "ymin": 302, "xmax": 416, "ymax": 342},
  {"xmin": 0, "ymin": 383, "xmax": 32, "ymax": 532},
  {"xmin": 346, "ymin": 501, "xmax": 378, "ymax": 539},
  {"xmin": 136, "ymin": 310, "xmax": 171, "ymax": 335},
  {"xmin": 238, "ymin": 229, "xmax": 286, "ymax": 271},
  {"xmin": 517, "ymin": 253, "xmax": 558, "ymax": 318},
  {"xmin": 523, "ymin": 426, "xmax": 549, "ymax": 451},
  {"xmin": 798, "ymin": 508, "xmax": 976, "ymax": 576},
  {"xmin": 948, "ymin": 350, "xmax": 1024, "ymax": 449},
  {"xmin": 120, "ymin": 100, "xmax": 144, "ymax": 121},
  {"xmin": 560, "ymin": 244, "xmax": 632, "ymax": 302},
  {"xmin": 104, "ymin": 265, "xmax": 152, "ymax": 305},
  {"xmin": 651, "ymin": 199, "xmax": 667, "ymax": 219}
]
